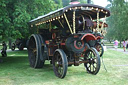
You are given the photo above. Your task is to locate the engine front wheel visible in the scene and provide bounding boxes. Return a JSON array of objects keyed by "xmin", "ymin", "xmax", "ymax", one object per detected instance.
[
  {"xmin": 52, "ymin": 49, "xmax": 68, "ymax": 79},
  {"xmin": 84, "ymin": 47, "xmax": 101, "ymax": 75}
]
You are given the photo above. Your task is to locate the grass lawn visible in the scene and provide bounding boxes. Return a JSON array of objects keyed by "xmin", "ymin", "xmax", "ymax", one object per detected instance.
[{"xmin": 0, "ymin": 49, "xmax": 128, "ymax": 85}]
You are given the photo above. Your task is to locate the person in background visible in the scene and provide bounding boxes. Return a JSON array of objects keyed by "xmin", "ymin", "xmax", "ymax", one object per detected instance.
[
  {"xmin": 1, "ymin": 41, "xmax": 7, "ymax": 57},
  {"xmin": 126, "ymin": 40, "xmax": 128, "ymax": 51},
  {"xmin": 114, "ymin": 40, "xmax": 118, "ymax": 50},
  {"xmin": 122, "ymin": 40, "xmax": 126, "ymax": 52}
]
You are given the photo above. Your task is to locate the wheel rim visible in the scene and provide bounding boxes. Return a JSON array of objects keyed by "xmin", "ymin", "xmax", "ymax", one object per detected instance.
[
  {"xmin": 84, "ymin": 48, "xmax": 100, "ymax": 74},
  {"xmin": 52, "ymin": 49, "xmax": 68, "ymax": 78}
]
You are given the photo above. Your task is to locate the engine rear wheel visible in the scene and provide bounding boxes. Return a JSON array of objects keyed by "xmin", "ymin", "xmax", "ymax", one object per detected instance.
[
  {"xmin": 84, "ymin": 47, "xmax": 100, "ymax": 75},
  {"xmin": 52, "ymin": 49, "xmax": 68, "ymax": 78},
  {"xmin": 19, "ymin": 43, "xmax": 24, "ymax": 51},
  {"xmin": 28, "ymin": 34, "xmax": 45, "ymax": 68},
  {"xmin": 11, "ymin": 43, "xmax": 15, "ymax": 51}
]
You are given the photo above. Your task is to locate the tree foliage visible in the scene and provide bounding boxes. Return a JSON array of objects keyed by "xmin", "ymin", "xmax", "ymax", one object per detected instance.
[
  {"xmin": 106, "ymin": 0, "xmax": 128, "ymax": 41},
  {"xmin": 62, "ymin": 0, "xmax": 70, "ymax": 6},
  {"xmin": 0, "ymin": 0, "xmax": 61, "ymax": 40},
  {"xmin": 0, "ymin": 0, "xmax": 11, "ymax": 40},
  {"xmin": 0, "ymin": 0, "xmax": 88, "ymax": 41}
]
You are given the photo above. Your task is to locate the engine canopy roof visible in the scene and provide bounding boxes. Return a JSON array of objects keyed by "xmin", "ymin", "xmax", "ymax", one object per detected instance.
[{"xmin": 29, "ymin": 4, "xmax": 110, "ymax": 26}]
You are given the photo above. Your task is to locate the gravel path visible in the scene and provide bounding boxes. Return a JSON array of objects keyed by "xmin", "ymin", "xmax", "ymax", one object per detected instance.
[{"xmin": 106, "ymin": 46, "xmax": 128, "ymax": 54}]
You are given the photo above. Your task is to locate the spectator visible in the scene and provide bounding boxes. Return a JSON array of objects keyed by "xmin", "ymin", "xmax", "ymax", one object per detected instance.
[
  {"xmin": 114, "ymin": 40, "xmax": 118, "ymax": 50},
  {"xmin": 122, "ymin": 40, "xmax": 126, "ymax": 52},
  {"xmin": 1, "ymin": 41, "xmax": 7, "ymax": 57},
  {"xmin": 126, "ymin": 40, "xmax": 128, "ymax": 51}
]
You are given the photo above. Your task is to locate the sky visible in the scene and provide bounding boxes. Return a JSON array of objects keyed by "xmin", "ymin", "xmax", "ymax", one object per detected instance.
[{"xmin": 93, "ymin": 0, "xmax": 110, "ymax": 7}]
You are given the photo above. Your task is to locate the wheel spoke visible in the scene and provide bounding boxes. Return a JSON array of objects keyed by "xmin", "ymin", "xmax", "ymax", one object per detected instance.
[
  {"xmin": 58, "ymin": 57, "xmax": 62, "ymax": 61},
  {"xmin": 91, "ymin": 52, "xmax": 92, "ymax": 58},
  {"xmin": 90, "ymin": 64, "xmax": 92, "ymax": 71}
]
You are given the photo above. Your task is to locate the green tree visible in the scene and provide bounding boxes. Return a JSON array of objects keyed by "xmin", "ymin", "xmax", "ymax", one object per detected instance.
[
  {"xmin": 0, "ymin": 0, "xmax": 11, "ymax": 40},
  {"xmin": 106, "ymin": 0, "xmax": 128, "ymax": 43},
  {"xmin": 0, "ymin": 0, "xmax": 61, "ymax": 40},
  {"xmin": 54, "ymin": 0, "xmax": 63, "ymax": 8},
  {"xmin": 62, "ymin": 0, "xmax": 70, "ymax": 7},
  {"xmin": 79, "ymin": 0, "xmax": 87, "ymax": 3}
]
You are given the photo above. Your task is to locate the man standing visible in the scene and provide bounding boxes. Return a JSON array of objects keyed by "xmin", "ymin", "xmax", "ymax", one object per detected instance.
[{"xmin": 1, "ymin": 41, "xmax": 7, "ymax": 57}]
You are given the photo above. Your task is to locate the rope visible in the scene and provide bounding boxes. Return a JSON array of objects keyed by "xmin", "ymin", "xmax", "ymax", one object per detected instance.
[{"xmin": 101, "ymin": 54, "xmax": 108, "ymax": 72}]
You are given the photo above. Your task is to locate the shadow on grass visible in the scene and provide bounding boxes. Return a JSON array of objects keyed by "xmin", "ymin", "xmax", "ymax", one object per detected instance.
[
  {"xmin": 0, "ymin": 55, "xmax": 53, "ymax": 71},
  {"xmin": 0, "ymin": 54, "xmax": 93, "ymax": 85},
  {"xmin": 0, "ymin": 55, "xmax": 90, "ymax": 73}
]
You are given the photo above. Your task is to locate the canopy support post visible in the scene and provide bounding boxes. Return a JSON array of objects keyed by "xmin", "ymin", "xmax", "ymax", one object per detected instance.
[
  {"xmin": 101, "ymin": 15, "xmax": 106, "ymax": 36},
  {"xmin": 81, "ymin": 15, "xmax": 85, "ymax": 30},
  {"xmin": 101, "ymin": 15, "xmax": 106, "ymax": 29},
  {"xmin": 64, "ymin": 13, "xmax": 73, "ymax": 34},
  {"xmin": 37, "ymin": 26, "xmax": 39, "ymax": 33},
  {"xmin": 58, "ymin": 19, "xmax": 64, "ymax": 28},
  {"xmin": 97, "ymin": 11, "xmax": 99, "ymax": 32},
  {"xmin": 73, "ymin": 11, "xmax": 76, "ymax": 34},
  {"xmin": 50, "ymin": 21, "xmax": 51, "ymax": 29}
]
